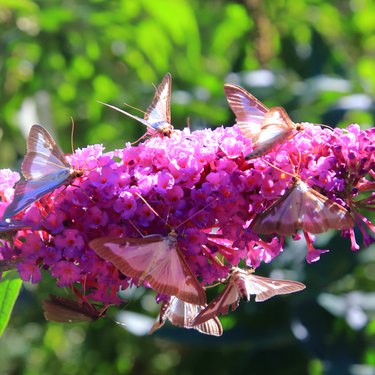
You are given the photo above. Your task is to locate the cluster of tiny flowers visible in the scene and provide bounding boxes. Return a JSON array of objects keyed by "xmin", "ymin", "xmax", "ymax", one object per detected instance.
[{"xmin": 0, "ymin": 124, "xmax": 374, "ymax": 305}]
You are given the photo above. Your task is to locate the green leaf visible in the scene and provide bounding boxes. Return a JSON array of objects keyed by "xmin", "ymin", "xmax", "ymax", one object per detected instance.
[{"xmin": 0, "ymin": 271, "xmax": 22, "ymax": 337}]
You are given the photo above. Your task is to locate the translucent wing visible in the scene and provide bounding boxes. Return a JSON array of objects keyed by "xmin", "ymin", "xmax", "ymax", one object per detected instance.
[
  {"xmin": 224, "ymin": 84, "xmax": 297, "ymax": 159},
  {"xmin": 251, "ymin": 179, "xmax": 354, "ymax": 236},
  {"xmin": 224, "ymin": 83, "xmax": 268, "ymax": 140},
  {"xmin": 42, "ymin": 295, "xmax": 104, "ymax": 323},
  {"xmin": 2, "ymin": 125, "xmax": 79, "ymax": 219},
  {"xmin": 193, "ymin": 282, "xmax": 241, "ymax": 325},
  {"xmin": 3, "ymin": 175, "xmax": 70, "ymax": 220},
  {"xmin": 22, "ymin": 125, "xmax": 70, "ymax": 179},
  {"xmin": 99, "ymin": 73, "xmax": 173, "ymax": 136},
  {"xmin": 0, "ymin": 220, "xmax": 29, "ymax": 247},
  {"xmin": 245, "ymin": 107, "xmax": 295, "ymax": 159},
  {"xmin": 0, "ymin": 219, "xmax": 28, "ymax": 233},
  {"xmin": 90, "ymin": 236, "xmax": 206, "ymax": 305},
  {"xmin": 145, "ymin": 72, "xmax": 172, "ymax": 125},
  {"xmin": 194, "ymin": 268, "xmax": 306, "ymax": 324},
  {"xmin": 149, "ymin": 296, "xmax": 222, "ymax": 336},
  {"xmin": 240, "ymin": 273, "xmax": 306, "ymax": 302}
]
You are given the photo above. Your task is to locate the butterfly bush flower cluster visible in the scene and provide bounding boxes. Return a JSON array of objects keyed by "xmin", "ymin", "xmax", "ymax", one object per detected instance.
[{"xmin": 0, "ymin": 120, "xmax": 374, "ymax": 307}]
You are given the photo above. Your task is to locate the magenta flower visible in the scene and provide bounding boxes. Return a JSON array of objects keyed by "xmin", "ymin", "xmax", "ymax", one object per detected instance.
[
  {"xmin": 51, "ymin": 261, "xmax": 83, "ymax": 287},
  {"xmin": 0, "ymin": 121, "xmax": 373, "ymax": 308},
  {"xmin": 18, "ymin": 259, "xmax": 42, "ymax": 284}
]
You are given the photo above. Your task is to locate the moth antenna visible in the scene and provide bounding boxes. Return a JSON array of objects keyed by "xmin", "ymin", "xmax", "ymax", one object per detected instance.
[
  {"xmin": 134, "ymin": 193, "xmax": 179, "ymax": 235},
  {"xmin": 298, "ymin": 128, "xmax": 314, "ymax": 142},
  {"xmin": 174, "ymin": 198, "xmax": 219, "ymax": 231},
  {"xmin": 71, "ymin": 276, "xmax": 98, "ymax": 312},
  {"xmin": 205, "ymin": 281, "xmax": 225, "ymax": 289},
  {"xmin": 262, "ymin": 158, "xmax": 295, "ymax": 179},
  {"xmin": 98, "ymin": 101, "xmax": 147, "ymax": 118},
  {"xmin": 295, "ymin": 148, "xmax": 302, "ymax": 176},
  {"xmin": 70, "ymin": 183, "xmax": 95, "ymax": 203},
  {"xmin": 123, "ymin": 102, "xmax": 147, "ymax": 116},
  {"xmin": 135, "ymin": 193, "xmax": 165, "ymax": 223},
  {"xmin": 82, "ymin": 273, "xmax": 88, "ymax": 297},
  {"xmin": 135, "ymin": 193, "xmax": 218, "ymax": 234},
  {"xmin": 72, "ymin": 283, "xmax": 83, "ymax": 300},
  {"xmin": 128, "ymin": 219, "xmax": 146, "ymax": 237},
  {"xmin": 70, "ymin": 116, "xmax": 75, "ymax": 155},
  {"xmin": 165, "ymin": 206, "xmax": 171, "ymax": 227},
  {"xmin": 201, "ymin": 244, "xmax": 224, "ymax": 267},
  {"xmin": 271, "ymin": 142, "xmax": 285, "ymax": 158}
]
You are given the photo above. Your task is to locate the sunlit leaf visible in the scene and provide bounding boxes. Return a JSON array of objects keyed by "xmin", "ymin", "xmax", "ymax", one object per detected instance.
[{"xmin": 0, "ymin": 271, "xmax": 22, "ymax": 337}]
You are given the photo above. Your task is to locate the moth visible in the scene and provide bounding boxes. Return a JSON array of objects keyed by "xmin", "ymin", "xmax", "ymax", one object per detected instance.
[
  {"xmin": 0, "ymin": 256, "xmax": 24, "ymax": 272},
  {"xmin": 2, "ymin": 125, "xmax": 83, "ymax": 219},
  {"xmin": 251, "ymin": 176, "xmax": 354, "ymax": 236},
  {"xmin": 89, "ymin": 232, "xmax": 207, "ymax": 306},
  {"xmin": 0, "ymin": 219, "xmax": 28, "ymax": 234},
  {"xmin": 100, "ymin": 73, "xmax": 174, "ymax": 137},
  {"xmin": 42, "ymin": 294, "xmax": 107, "ymax": 323},
  {"xmin": 224, "ymin": 83, "xmax": 305, "ymax": 159},
  {"xmin": 193, "ymin": 267, "xmax": 305, "ymax": 325},
  {"xmin": 149, "ymin": 296, "xmax": 223, "ymax": 336}
]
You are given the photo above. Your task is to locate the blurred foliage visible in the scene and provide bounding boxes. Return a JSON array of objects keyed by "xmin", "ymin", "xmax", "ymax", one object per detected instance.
[{"xmin": 1, "ymin": 0, "xmax": 375, "ymax": 374}]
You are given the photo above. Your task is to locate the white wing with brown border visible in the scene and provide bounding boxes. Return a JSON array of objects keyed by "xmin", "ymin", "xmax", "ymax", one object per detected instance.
[
  {"xmin": 90, "ymin": 235, "xmax": 206, "ymax": 305},
  {"xmin": 251, "ymin": 178, "xmax": 354, "ymax": 236},
  {"xmin": 193, "ymin": 268, "xmax": 305, "ymax": 325},
  {"xmin": 149, "ymin": 296, "xmax": 222, "ymax": 336},
  {"xmin": 224, "ymin": 84, "xmax": 300, "ymax": 159}
]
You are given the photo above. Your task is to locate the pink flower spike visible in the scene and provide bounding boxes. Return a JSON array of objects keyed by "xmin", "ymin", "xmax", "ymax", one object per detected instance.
[{"xmin": 0, "ymin": 117, "xmax": 373, "ymax": 307}]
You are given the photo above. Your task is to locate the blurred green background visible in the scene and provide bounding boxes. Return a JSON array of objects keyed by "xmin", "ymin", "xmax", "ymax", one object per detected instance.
[{"xmin": 1, "ymin": 0, "xmax": 375, "ymax": 374}]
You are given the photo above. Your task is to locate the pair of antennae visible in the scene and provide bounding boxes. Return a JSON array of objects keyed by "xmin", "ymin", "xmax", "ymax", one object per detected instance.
[{"xmin": 134, "ymin": 193, "xmax": 217, "ymax": 234}]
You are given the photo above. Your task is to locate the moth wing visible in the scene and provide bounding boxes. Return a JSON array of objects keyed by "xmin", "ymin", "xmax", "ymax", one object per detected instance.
[
  {"xmin": 0, "ymin": 219, "xmax": 27, "ymax": 233},
  {"xmin": 149, "ymin": 297, "xmax": 190, "ymax": 334},
  {"xmin": 175, "ymin": 299, "xmax": 222, "ymax": 336},
  {"xmin": 42, "ymin": 295, "xmax": 100, "ymax": 323},
  {"xmin": 193, "ymin": 283, "xmax": 240, "ymax": 325},
  {"xmin": 149, "ymin": 297, "xmax": 222, "ymax": 336},
  {"xmin": 98, "ymin": 101, "xmax": 156, "ymax": 131},
  {"xmin": 224, "ymin": 83, "xmax": 268, "ymax": 141},
  {"xmin": 22, "ymin": 125, "xmax": 70, "ymax": 179},
  {"xmin": 149, "ymin": 245, "xmax": 206, "ymax": 305},
  {"xmin": 251, "ymin": 183, "xmax": 304, "ymax": 236},
  {"xmin": 251, "ymin": 181, "xmax": 354, "ymax": 235},
  {"xmin": 246, "ymin": 107, "xmax": 295, "ymax": 159},
  {"xmin": 90, "ymin": 237, "xmax": 206, "ymax": 305},
  {"xmin": 2, "ymin": 175, "xmax": 71, "ymax": 219},
  {"xmin": 246, "ymin": 274, "xmax": 306, "ymax": 302},
  {"xmin": 303, "ymin": 186, "xmax": 354, "ymax": 233},
  {"xmin": 162, "ymin": 296, "xmax": 189, "ymax": 327},
  {"xmin": 149, "ymin": 300, "xmax": 170, "ymax": 334},
  {"xmin": 186, "ymin": 303, "xmax": 223, "ymax": 336},
  {"xmin": 145, "ymin": 73, "xmax": 172, "ymax": 125}
]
